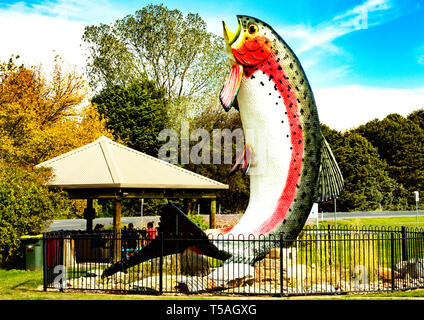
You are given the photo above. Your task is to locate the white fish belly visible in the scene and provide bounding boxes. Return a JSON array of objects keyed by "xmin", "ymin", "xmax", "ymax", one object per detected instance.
[{"xmin": 230, "ymin": 72, "xmax": 293, "ymax": 236}]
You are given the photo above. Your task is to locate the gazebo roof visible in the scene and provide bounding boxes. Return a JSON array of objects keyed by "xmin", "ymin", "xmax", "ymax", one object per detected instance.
[{"xmin": 36, "ymin": 136, "xmax": 228, "ymax": 191}]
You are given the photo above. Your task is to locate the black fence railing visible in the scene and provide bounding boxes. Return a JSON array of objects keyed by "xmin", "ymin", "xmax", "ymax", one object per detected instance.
[{"xmin": 43, "ymin": 225, "xmax": 424, "ymax": 296}]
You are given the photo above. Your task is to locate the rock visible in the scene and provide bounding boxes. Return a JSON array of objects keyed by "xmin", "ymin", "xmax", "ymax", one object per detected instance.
[
  {"xmin": 396, "ymin": 258, "xmax": 424, "ymax": 278},
  {"xmin": 180, "ymin": 247, "xmax": 211, "ymax": 276},
  {"xmin": 254, "ymin": 258, "xmax": 282, "ymax": 281},
  {"xmin": 175, "ymin": 276, "xmax": 217, "ymax": 292},
  {"xmin": 378, "ymin": 267, "xmax": 400, "ymax": 282},
  {"xmin": 285, "ymin": 264, "xmax": 308, "ymax": 283},
  {"xmin": 310, "ymin": 283, "xmax": 336, "ymax": 293},
  {"xmin": 129, "ymin": 286, "xmax": 159, "ymax": 294},
  {"xmin": 129, "ymin": 275, "xmax": 180, "ymax": 292},
  {"xmin": 265, "ymin": 248, "xmax": 281, "ymax": 259},
  {"xmin": 207, "ymin": 263, "xmax": 255, "ymax": 288}
]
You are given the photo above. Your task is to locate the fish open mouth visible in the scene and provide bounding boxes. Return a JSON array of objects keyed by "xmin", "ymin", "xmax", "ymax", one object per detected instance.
[{"xmin": 223, "ymin": 20, "xmax": 240, "ymax": 46}]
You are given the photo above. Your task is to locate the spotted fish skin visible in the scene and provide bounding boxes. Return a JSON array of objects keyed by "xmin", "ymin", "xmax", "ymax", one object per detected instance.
[
  {"xmin": 101, "ymin": 17, "xmax": 344, "ymax": 277},
  {"xmin": 220, "ymin": 15, "xmax": 343, "ymax": 243}
]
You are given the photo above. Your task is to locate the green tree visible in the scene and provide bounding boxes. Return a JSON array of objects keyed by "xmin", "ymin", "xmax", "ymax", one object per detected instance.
[
  {"xmin": 407, "ymin": 109, "xmax": 424, "ymax": 131},
  {"xmin": 91, "ymin": 80, "xmax": 169, "ymax": 157},
  {"xmin": 82, "ymin": 4, "xmax": 228, "ymax": 127},
  {"xmin": 320, "ymin": 125, "xmax": 408, "ymax": 212},
  {"xmin": 182, "ymin": 104, "xmax": 249, "ymax": 214},
  {"xmin": 355, "ymin": 113, "xmax": 424, "ymax": 198},
  {"xmin": 0, "ymin": 164, "xmax": 71, "ymax": 267}
]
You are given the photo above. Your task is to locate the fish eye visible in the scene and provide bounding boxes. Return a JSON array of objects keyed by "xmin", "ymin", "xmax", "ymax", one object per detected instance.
[{"xmin": 248, "ymin": 24, "xmax": 259, "ymax": 35}]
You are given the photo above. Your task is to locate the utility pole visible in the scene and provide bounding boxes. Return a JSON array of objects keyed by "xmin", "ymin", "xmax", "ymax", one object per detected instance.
[{"xmin": 414, "ymin": 191, "xmax": 419, "ymax": 228}]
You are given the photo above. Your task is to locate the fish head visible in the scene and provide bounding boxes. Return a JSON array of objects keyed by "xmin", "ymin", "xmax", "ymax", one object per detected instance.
[
  {"xmin": 223, "ymin": 15, "xmax": 274, "ymax": 68},
  {"xmin": 220, "ymin": 16, "xmax": 275, "ymax": 111}
]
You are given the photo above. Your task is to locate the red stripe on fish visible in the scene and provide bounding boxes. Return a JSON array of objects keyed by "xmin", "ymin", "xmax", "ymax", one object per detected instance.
[{"xmin": 243, "ymin": 54, "xmax": 304, "ymax": 235}]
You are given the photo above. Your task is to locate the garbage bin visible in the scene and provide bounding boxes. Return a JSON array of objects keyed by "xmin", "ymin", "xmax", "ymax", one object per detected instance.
[{"xmin": 21, "ymin": 235, "xmax": 43, "ymax": 271}]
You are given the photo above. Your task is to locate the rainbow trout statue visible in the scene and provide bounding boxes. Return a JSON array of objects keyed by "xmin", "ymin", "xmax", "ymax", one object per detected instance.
[{"xmin": 102, "ymin": 16, "xmax": 343, "ymax": 278}]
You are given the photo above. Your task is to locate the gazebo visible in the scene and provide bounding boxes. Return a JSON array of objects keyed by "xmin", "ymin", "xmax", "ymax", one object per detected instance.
[{"xmin": 36, "ymin": 136, "xmax": 228, "ymax": 236}]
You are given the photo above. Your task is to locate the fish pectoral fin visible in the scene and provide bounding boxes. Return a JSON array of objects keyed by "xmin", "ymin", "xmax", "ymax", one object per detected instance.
[
  {"xmin": 314, "ymin": 136, "xmax": 344, "ymax": 202},
  {"xmin": 228, "ymin": 144, "xmax": 255, "ymax": 176},
  {"xmin": 220, "ymin": 64, "xmax": 243, "ymax": 112},
  {"xmin": 241, "ymin": 144, "xmax": 255, "ymax": 174},
  {"xmin": 228, "ymin": 145, "xmax": 246, "ymax": 177}
]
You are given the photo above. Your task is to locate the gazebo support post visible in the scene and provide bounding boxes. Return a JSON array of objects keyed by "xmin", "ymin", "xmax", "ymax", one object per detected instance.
[
  {"xmin": 210, "ymin": 198, "xmax": 216, "ymax": 229},
  {"xmin": 84, "ymin": 198, "xmax": 95, "ymax": 232},
  {"xmin": 113, "ymin": 198, "xmax": 122, "ymax": 262}
]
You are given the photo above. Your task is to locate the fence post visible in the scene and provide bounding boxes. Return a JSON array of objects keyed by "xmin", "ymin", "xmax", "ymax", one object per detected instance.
[
  {"xmin": 42, "ymin": 233, "xmax": 47, "ymax": 291},
  {"xmin": 401, "ymin": 226, "xmax": 408, "ymax": 261},
  {"xmin": 159, "ymin": 233, "xmax": 163, "ymax": 295},
  {"xmin": 390, "ymin": 232, "xmax": 395, "ymax": 291},
  {"xmin": 280, "ymin": 233, "xmax": 283, "ymax": 297}
]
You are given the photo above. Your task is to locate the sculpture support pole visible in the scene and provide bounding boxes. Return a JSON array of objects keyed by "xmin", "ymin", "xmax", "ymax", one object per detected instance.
[{"xmin": 113, "ymin": 198, "xmax": 122, "ymax": 263}]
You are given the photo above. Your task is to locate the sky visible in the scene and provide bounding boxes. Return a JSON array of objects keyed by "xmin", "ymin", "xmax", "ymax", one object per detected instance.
[{"xmin": 0, "ymin": 0, "xmax": 423, "ymax": 131}]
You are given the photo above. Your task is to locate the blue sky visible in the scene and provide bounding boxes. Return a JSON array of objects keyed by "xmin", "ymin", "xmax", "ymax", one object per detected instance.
[{"xmin": 0, "ymin": 0, "xmax": 423, "ymax": 130}]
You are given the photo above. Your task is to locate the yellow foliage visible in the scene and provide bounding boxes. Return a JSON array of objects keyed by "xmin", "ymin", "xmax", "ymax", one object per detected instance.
[{"xmin": 0, "ymin": 56, "xmax": 113, "ymax": 166}]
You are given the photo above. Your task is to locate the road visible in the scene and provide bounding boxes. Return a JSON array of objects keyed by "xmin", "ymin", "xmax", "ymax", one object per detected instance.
[{"xmin": 47, "ymin": 210, "xmax": 424, "ymax": 231}]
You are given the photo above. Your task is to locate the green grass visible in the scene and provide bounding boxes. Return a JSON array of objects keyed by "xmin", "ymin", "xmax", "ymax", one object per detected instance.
[
  {"xmin": 0, "ymin": 269, "xmax": 424, "ymax": 300},
  {"xmin": 316, "ymin": 216, "xmax": 424, "ymax": 229},
  {"xmin": 1, "ymin": 269, "xmax": 424, "ymax": 300}
]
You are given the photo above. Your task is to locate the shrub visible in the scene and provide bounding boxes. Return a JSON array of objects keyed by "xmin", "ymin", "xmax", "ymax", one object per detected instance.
[{"xmin": 0, "ymin": 163, "xmax": 71, "ymax": 267}]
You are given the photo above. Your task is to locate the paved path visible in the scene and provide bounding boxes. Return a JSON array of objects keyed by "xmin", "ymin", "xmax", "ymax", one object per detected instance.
[{"xmin": 47, "ymin": 211, "xmax": 424, "ymax": 231}]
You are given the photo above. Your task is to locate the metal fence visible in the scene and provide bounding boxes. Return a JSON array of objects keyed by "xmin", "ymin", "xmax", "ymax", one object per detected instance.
[{"xmin": 43, "ymin": 225, "xmax": 424, "ymax": 296}]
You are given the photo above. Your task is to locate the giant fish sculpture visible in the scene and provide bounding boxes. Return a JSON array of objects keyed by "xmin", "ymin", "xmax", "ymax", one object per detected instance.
[{"xmin": 102, "ymin": 15, "xmax": 343, "ymax": 277}]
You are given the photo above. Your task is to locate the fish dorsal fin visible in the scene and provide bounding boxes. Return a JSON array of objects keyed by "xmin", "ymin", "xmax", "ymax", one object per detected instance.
[{"xmin": 314, "ymin": 137, "xmax": 344, "ymax": 202}]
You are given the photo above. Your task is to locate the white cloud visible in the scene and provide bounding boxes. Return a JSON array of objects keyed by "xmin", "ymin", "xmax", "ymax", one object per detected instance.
[
  {"xmin": 0, "ymin": 0, "xmax": 130, "ymax": 76},
  {"xmin": 0, "ymin": 9, "xmax": 86, "ymax": 75},
  {"xmin": 276, "ymin": 0, "xmax": 398, "ymax": 70},
  {"xmin": 314, "ymin": 85, "xmax": 424, "ymax": 131}
]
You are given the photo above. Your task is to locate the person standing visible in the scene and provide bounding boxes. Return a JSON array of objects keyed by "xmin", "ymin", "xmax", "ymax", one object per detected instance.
[{"xmin": 146, "ymin": 222, "xmax": 158, "ymax": 244}]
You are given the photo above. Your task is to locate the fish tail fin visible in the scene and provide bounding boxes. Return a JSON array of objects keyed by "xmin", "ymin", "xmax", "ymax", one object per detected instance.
[
  {"xmin": 314, "ymin": 136, "xmax": 344, "ymax": 202},
  {"xmin": 101, "ymin": 202, "xmax": 231, "ymax": 278}
]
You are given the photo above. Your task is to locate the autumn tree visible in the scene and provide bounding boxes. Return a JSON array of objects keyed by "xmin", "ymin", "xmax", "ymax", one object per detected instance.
[
  {"xmin": 0, "ymin": 56, "xmax": 113, "ymax": 166},
  {"xmin": 82, "ymin": 4, "xmax": 228, "ymax": 127},
  {"xmin": 0, "ymin": 56, "xmax": 114, "ymax": 266}
]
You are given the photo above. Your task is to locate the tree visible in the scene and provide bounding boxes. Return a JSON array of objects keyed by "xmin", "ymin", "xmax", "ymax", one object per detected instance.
[
  {"xmin": 180, "ymin": 104, "xmax": 250, "ymax": 214},
  {"xmin": 0, "ymin": 56, "xmax": 114, "ymax": 267},
  {"xmin": 82, "ymin": 4, "xmax": 228, "ymax": 127},
  {"xmin": 407, "ymin": 109, "xmax": 424, "ymax": 131},
  {"xmin": 0, "ymin": 163, "xmax": 71, "ymax": 267},
  {"xmin": 320, "ymin": 125, "xmax": 408, "ymax": 212},
  {"xmin": 91, "ymin": 80, "xmax": 169, "ymax": 157},
  {"xmin": 0, "ymin": 56, "xmax": 113, "ymax": 166},
  {"xmin": 354, "ymin": 114, "xmax": 424, "ymax": 197}
]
